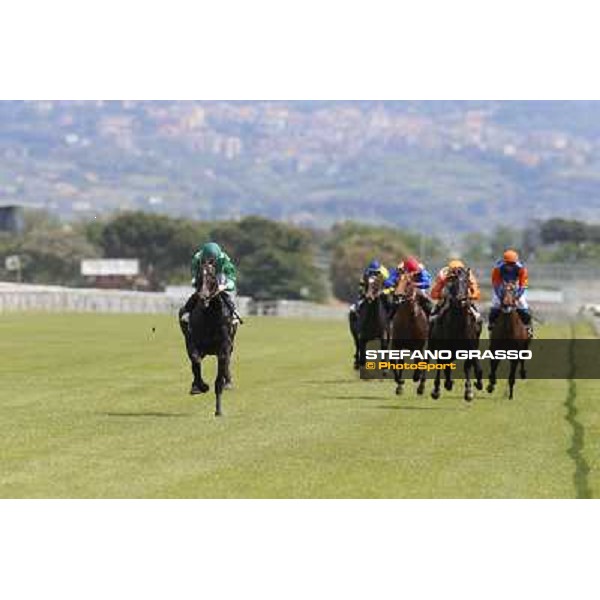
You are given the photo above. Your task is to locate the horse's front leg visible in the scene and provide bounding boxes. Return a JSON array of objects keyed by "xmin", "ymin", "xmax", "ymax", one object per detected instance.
[
  {"xmin": 190, "ymin": 358, "xmax": 209, "ymax": 395},
  {"xmin": 443, "ymin": 364, "xmax": 454, "ymax": 391},
  {"xmin": 431, "ymin": 365, "xmax": 441, "ymax": 400},
  {"xmin": 473, "ymin": 356, "xmax": 483, "ymax": 391},
  {"xmin": 519, "ymin": 358, "xmax": 527, "ymax": 380},
  {"xmin": 224, "ymin": 325, "xmax": 237, "ymax": 388},
  {"xmin": 464, "ymin": 358, "xmax": 474, "ymax": 402},
  {"xmin": 417, "ymin": 368, "xmax": 426, "ymax": 395},
  {"xmin": 214, "ymin": 352, "xmax": 229, "ymax": 416},
  {"xmin": 394, "ymin": 365, "xmax": 404, "ymax": 395},
  {"xmin": 487, "ymin": 359, "xmax": 499, "ymax": 394},
  {"xmin": 508, "ymin": 360, "xmax": 518, "ymax": 400},
  {"xmin": 358, "ymin": 338, "xmax": 367, "ymax": 368}
]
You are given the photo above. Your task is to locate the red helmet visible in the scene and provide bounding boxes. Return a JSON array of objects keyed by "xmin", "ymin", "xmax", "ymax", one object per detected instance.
[{"xmin": 403, "ymin": 256, "xmax": 420, "ymax": 273}]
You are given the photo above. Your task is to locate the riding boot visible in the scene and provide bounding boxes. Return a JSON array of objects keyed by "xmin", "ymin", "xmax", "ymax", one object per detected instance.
[
  {"xmin": 488, "ymin": 307, "xmax": 500, "ymax": 333},
  {"xmin": 221, "ymin": 292, "xmax": 241, "ymax": 325},
  {"xmin": 517, "ymin": 309, "xmax": 534, "ymax": 339}
]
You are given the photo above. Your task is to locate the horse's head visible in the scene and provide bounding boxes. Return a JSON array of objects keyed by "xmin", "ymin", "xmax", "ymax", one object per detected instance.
[
  {"xmin": 394, "ymin": 273, "xmax": 416, "ymax": 303},
  {"xmin": 197, "ymin": 260, "xmax": 219, "ymax": 307},
  {"xmin": 501, "ymin": 281, "xmax": 518, "ymax": 311},
  {"xmin": 365, "ymin": 274, "xmax": 383, "ymax": 301},
  {"xmin": 446, "ymin": 266, "xmax": 470, "ymax": 308}
]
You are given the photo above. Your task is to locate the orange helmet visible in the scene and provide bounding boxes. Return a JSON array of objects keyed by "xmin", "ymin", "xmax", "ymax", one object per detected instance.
[
  {"xmin": 448, "ymin": 259, "xmax": 464, "ymax": 269},
  {"xmin": 503, "ymin": 249, "xmax": 519, "ymax": 263}
]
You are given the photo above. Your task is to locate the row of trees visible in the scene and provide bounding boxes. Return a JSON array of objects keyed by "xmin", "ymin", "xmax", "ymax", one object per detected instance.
[
  {"xmin": 461, "ymin": 218, "xmax": 600, "ymax": 265},
  {"xmin": 0, "ymin": 211, "xmax": 326, "ymax": 301},
  {"xmin": 2, "ymin": 211, "xmax": 597, "ymax": 302},
  {"xmin": 328, "ymin": 222, "xmax": 447, "ymax": 302}
]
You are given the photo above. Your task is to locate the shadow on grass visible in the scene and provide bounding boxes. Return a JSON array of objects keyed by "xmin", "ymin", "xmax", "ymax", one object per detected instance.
[
  {"xmin": 303, "ymin": 379, "xmax": 358, "ymax": 385},
  {"xmin": 371, "ymin": 405, "xmax": 463, "ymax": 411},
  {"xmin": 103, "ymin": 412, "xmax": 191, "ymax": 418},
  {"xmin": 330, "ymin": 395, "xmax": 386, "ymax": 401}
]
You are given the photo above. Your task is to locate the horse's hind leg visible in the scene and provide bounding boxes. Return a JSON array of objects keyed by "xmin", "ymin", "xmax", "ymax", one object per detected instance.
[{"xmin": 190, "ymin": 360, "xmax": 209, "ymax": 395}]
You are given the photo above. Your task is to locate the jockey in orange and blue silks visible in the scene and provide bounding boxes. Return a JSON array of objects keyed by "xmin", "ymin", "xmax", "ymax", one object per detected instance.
[{"xmin": 488, "ymin": 249, "xmax": 533, "ymax": 337}]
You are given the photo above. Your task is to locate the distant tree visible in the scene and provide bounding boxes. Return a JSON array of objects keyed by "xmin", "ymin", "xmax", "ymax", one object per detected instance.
[
  {"xmin": 96, "ymin": 211, "xmax": 209, "ymax": 288},
  {"xmin": 0, "ymin": 224, "xmax": 101, "ymax": 285},
  {"xmin": 209, "ymin": 216, "xmax": 326, "ymax": 301},
  {"xmin": 328, "ymin": 221, "xmax": 446, "ymax": 302},
  {"xmin": 540, "ymin": 218, "xmax": 590, "ymax": 244},
  {"xmin": 462, "ymin": 232, "xmax": 492, "ymax": 263},
  {"xmin": 489, "ymin": 226, "xmax": 524, "ymax": 259}
]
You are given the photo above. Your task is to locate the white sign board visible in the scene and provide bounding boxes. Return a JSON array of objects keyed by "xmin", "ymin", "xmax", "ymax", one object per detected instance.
[
  {"xmin": 81, "ymin": 259, "xmax": 140, "ymax": 277},
  {"xmin": 5, "ymin": 255, "xmax": 21, "ymax": 271}
]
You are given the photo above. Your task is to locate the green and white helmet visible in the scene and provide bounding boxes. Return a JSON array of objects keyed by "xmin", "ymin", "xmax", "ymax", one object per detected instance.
[{"xmin": 199, "ymin": 242, "xmax": 222, "ymax": 262}]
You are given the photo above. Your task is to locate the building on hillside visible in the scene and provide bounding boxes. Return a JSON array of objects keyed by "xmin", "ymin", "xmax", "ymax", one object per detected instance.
[{"xmin": 0, "ymin": 203, "xmax": 25, "ymax": 233}]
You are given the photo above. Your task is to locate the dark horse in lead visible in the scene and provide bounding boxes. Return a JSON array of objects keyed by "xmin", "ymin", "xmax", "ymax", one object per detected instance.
[
  {"xmin": 429, "ymin": 267, "xmax": 483, "ymax": 402},
  {"xmin": 181, "ymin": 261, "xmax": 234, "ymax": 417}
]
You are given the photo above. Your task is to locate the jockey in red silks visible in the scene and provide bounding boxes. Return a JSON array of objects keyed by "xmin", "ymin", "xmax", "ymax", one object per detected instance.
[{"xmin": 386, "ymin": 256, "xmax": 434, "ymax": 316}]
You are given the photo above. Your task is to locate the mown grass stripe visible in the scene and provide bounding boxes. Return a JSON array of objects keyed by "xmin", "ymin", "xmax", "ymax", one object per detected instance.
[{"xmin": 565, "ymin": 322, "xmax": 592, "ymax": 499}]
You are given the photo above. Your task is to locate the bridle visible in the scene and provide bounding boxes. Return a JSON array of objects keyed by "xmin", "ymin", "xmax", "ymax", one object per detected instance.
[
  {"xmin": 365, "ymin": 274, "xmax": 383, "ymax": 302},
  {"xmin": 446, "ymin": 267, "xmax": 471, "ymax": 309},
  {"xmin": 197, "ymin": 261, "xmax": 220, "ymax": 307},
  {"xmin": 501, "ymin": 281, "xmax": 518, "ymax": 313},
  {"xmin": 395, "ymin": 273, "xmax": 417, "ymax": 304}
]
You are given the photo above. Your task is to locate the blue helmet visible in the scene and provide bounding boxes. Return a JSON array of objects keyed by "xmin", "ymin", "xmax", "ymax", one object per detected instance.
[{"xmin": 367, "ymin": 260, "xmax": 381, "ymax": 272}]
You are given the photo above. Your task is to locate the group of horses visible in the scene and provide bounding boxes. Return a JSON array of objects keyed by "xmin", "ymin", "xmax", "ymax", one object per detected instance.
[
  {"xmin": 349, "ymin": 267, "xmax": 530, "ymax": 401},
  {"xmin": 179, "ymin": 263, "xmax": 530, "ymax": 418}
]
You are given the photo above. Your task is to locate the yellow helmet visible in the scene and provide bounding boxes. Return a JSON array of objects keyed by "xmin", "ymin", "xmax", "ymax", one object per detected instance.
[
  {"xmin": 503, "ymin": 249, "xmax": 519, "ymax": 263},
  {"xmin": 448, "ymin": 259, "xmax": 464, "ymax": 269}
]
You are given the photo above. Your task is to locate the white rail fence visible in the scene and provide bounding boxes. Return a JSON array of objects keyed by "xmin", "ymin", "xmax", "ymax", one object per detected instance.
[
  {"xmin": 0, "ymin": 283, "xmax": 348, "ymax": 319},
  {"xmin": 1, "ymin": 281, "xmax": 594, "ymax": 321}
]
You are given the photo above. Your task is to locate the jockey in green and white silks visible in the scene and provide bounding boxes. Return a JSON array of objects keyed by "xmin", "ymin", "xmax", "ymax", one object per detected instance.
[
  {"xmin": 190, "ymin": 242, "xmax": 237, "ymax": 293},
  {"xmin": 180, "ymin": 242, "xmax": 239, "ymax": 325}
]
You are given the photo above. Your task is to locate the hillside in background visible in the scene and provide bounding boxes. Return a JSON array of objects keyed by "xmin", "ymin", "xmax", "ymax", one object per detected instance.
[{"xmin": 1, "ymin": 101, "xmax": 600, "ymax": 235}]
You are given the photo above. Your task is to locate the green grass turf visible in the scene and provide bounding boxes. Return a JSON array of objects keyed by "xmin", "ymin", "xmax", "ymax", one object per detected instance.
[{"xmin": 0, "ymin": 313, "xmax": 597, "ymax": 498}]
